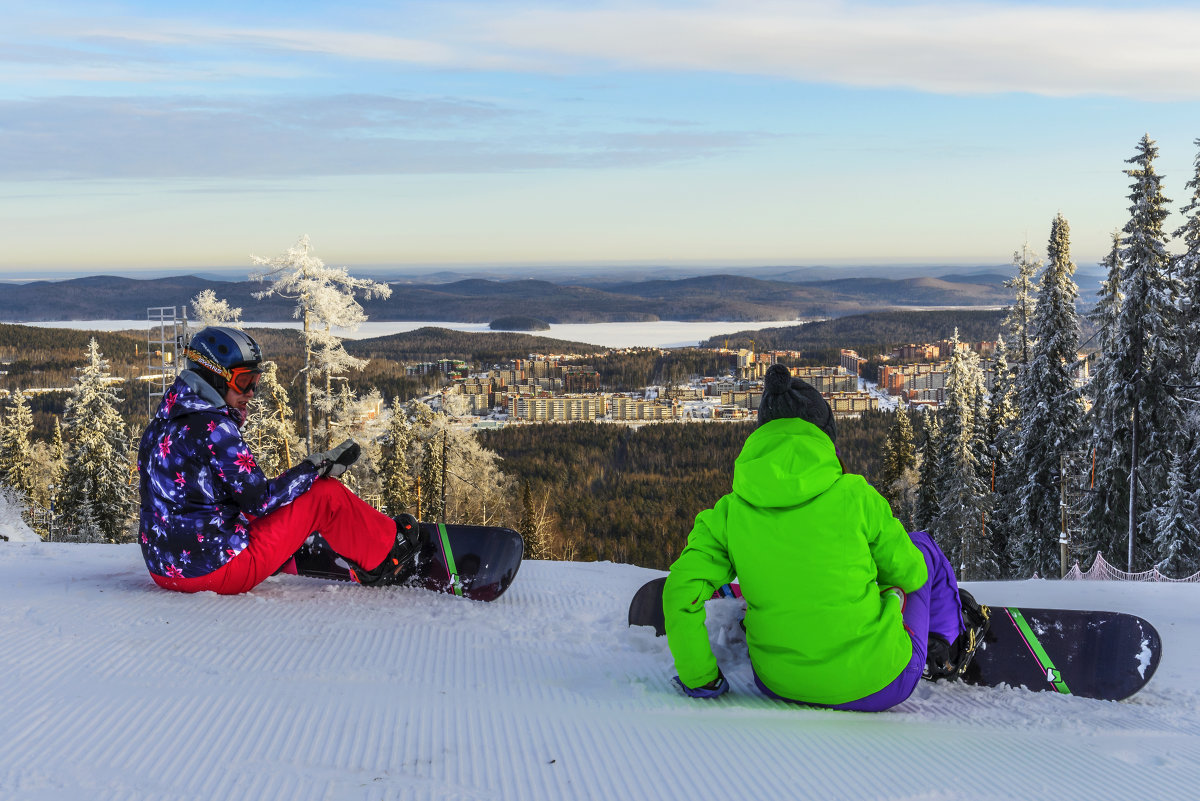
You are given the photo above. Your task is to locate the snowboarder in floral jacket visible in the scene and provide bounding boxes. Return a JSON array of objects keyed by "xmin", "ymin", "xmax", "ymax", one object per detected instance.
[
  {"xmin": 137, "ymin": 326, "xmax": 421, "ymax": 594},
  {"xmin": 664, "ymin": 364, "xmax": 972, "ymax": 711}
]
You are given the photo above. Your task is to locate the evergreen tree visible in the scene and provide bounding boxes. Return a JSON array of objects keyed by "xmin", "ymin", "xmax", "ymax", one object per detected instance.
[
  {"xmin": 418, "ymin": 422, "xmax": 447, "ymax": 522},
  {"xmin": 913, "ymin": 411, "xmax": 941, "ymax": 532},
  {"xmin": 378, "ymin": 402, "xmax": 416, "ymax": 516},
  {"xmin": 985, "ymin": 336, "xmax": 1020, "ymax": 569},
  {"xmin": 1169, "ymin": 138, "xmax": 1200, "ymax": 551},
  {"xmin": 1003, "ymin": 243, "xmax": 1041, "ymax": 370},
  {"xmin": 879, "ymin": 408, "xmax": 916, "ymax": 524},
  {"xmin": 1091, "ymin": 135, "xmax": 1183, "ymax": 570},
  {"xmin": 0, "ymin": 389, "xmax": 36, "ymax": 502},
  {"xmin": 931, "ymin": 331, "xmax": 996, "ymax": 579},
  {"xmin": 1079, "ymin": 231, "xmax": 1127, "ymax": 562},
  {"xmin": 1009, "ymin": 214, "xmax": 1085, "ymax": 578},
  {"xmin": 242, "ymin": 362, "xmax": 300, "ymax": 478},
  {"xmin": 1151, "ymin": 451, "xmax": 1200, "ymax": 577},
  {"xmin": 1174, "ymin": 138, "xmax": 1200, "ymax": 388},
  {"xmin": 58, "ymin": 339, "xmax": 134, "ymax": 542}
]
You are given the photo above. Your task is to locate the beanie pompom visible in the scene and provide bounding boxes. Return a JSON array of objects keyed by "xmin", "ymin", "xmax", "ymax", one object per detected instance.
[{"xmin": 763, "ymin": 364, "xmax": 792, "ymax": 395}]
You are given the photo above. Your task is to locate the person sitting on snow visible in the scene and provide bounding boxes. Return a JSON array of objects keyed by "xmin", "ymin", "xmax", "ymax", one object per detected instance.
[
  {"xmin": 663, "ymin": 364, "xmax": 987, "ymax": 710},
  {"xmin": 137, "ymin": 325, "xmax": 423, "ymax": 594}
]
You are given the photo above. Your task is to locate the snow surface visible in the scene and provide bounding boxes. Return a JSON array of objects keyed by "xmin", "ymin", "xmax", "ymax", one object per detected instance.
[{"xmin": 3, "ymin": 543, "xmax": 1200, "ymax": 801}]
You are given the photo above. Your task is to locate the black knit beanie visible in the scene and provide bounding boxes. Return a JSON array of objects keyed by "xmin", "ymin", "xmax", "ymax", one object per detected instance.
[{"xmin": 757, "ymin": 364, "xmax": 837, "ymax": 443}]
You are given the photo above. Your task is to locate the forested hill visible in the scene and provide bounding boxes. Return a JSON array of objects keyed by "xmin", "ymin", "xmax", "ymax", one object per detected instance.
[
  {"xmin": 345, "ymin": 327, "xmax": 605, "ymax": 362},
  {"xmin": 1, "ymin": 272, "xmax": 1013, "ymax": 324},
  {"xmin": 706, "ymin": 309, "xmax": 1012, "ymax": 356}
]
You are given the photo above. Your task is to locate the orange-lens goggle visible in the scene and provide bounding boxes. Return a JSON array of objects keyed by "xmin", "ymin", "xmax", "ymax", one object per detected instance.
[{"xmin": 229, "ymin": 367, "xmax": 262, "ymax": 394}]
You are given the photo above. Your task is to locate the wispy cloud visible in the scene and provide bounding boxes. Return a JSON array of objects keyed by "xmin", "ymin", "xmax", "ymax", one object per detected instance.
[
  {"xmin": 0, "ymin": 94, "xmax": 764, "ymax": 179},
  {"xmin": 469, "ymin": 0, "xmax": 1200, "ymax": 100},
  {"xmin": 11, "ymin": 2, "xmax": 1199, "ymax": 99}
]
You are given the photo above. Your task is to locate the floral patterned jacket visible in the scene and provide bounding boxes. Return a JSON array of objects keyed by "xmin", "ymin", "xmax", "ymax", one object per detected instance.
[{"xmin": 137, "ymin": 371, "xmax": 317, "ymax": 579}]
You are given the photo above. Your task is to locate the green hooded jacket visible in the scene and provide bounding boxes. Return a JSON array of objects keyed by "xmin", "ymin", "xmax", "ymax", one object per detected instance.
[{"xmin": 664, "ymin": 417, "xmax": 928, "ymax": 704}]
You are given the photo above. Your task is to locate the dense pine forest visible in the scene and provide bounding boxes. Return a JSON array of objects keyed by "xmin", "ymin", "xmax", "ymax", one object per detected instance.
[{"xmin": 479, "ymin": 412, "xmax": 894, "ymax": 569}]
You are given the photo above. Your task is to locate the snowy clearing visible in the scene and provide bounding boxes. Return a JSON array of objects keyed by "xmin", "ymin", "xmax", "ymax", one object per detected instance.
[{"xmin": 2, "ymin": 543, "xmax": 1199, "ymax": 801}]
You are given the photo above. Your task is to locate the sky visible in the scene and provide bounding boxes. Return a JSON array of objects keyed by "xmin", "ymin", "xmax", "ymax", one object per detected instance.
[{"xmin": 2, "ymin": 0, "xmax": 1199, "ymax": 276}]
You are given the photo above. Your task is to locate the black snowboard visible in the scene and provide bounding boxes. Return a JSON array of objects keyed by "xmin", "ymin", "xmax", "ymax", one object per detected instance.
[
  {"xmin": 962, "ymin": 604, "xmax": 1161, "ymax": 701},
  {"xmin": 627, "ymin": 576, "xmax": 740, "ymax": 637},
  {"xmin": 291, "ymin": 522, "xmax": 523, "ymax": 602},
  {"xmin": 627, "ymin": 577, "xmax": 1161, "ymax": 701}
]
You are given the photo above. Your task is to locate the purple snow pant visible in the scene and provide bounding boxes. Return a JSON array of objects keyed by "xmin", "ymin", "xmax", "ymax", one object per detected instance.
[{"xmin": 754, "ymin": 531, "xmax": 962, "ymax": 712}]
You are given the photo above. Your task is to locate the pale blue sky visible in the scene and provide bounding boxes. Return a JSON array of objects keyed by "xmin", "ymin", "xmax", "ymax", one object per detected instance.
[{"xmin": 2, "ymin": 0, "xmax": 1199, "ymax": 274}]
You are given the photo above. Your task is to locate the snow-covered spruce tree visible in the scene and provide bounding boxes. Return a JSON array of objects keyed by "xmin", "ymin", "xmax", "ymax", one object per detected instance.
[
  {"xmin": 984, "ymin": 335, "xmax": 1020, "ymax": 569},
  {"xmin": 1174, "ymin": 138, "xmax": 1200, "ymax": 389},
  {"xmin": 1079, "ymin": 231, "xmax": 1127, "ymax": 561},
  {"xmin": 242, "ymin": 362, "xmax": 301, "ymax": 478},
  {"xmin": 0, "ymin": 389, "xmax": 37, "ymax": 503},
  {"xmin": 251, "ymin": 235, "xmax": 391, "ymax": 454},
  {"xmin": 518, "ymin": 479, "xmax": 557, "ymax": 560},
  {"xmin": 377, "ymin": 401, "xmax": 417, "ymax": 516},
  {"xmin": 190, "ymin": 289, "xmax": 243, "ymax": 328},
  {"xmin": 58, "ymin": 339, "xmax": 134, "ymax": 542},
  {"xmin": 1008, "ymin": 214, "xmax": 1085, "ymax": 578},
  {"xmin": 1167, "ymin": 138, "xmax": 1200, "ymax": 549},
  {"xmin": 1151, "ymin": 451, "xmax": 1200, "ymax": 577},
  {"xmin": 1003, "ymin": 243, "xmax": 1041, "ymax": 370},
  {"xmin": 1090, "ymin": 135, "xmax": 1184, "ymax": 570},
  {"xmin": 913, "ymin": 410, "xmax": 942, "ymax": 532},
  {"xmin": 931, "ymin": 331, "xmax": 996, "ymax": 580},
  {"xmin": 327, "ymin": 384, "xmax": 387, "ymax": 500},
  {"xmin": 879, "ymin": 408, "xmax": 916, "ymax": 524}
]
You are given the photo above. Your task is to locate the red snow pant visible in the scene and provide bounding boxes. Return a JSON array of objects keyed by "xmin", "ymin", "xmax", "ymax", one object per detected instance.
[{"xmin": 151, "ymin": 478, "xmax": 397, "ymax": 595}]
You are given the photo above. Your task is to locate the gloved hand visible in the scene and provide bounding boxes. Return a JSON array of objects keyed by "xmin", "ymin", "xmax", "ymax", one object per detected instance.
[
  {"xmin": 673, "ymin": 669, "xmax": 729, "ymax": 699},
  {"xmin": 306, "ymin": 438, "xmax": 361, "ymax": 478}
]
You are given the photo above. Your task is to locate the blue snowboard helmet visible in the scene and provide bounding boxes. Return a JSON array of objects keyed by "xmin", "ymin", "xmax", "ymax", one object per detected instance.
[{"xmin": 184, "ymin": 326, "xmax": 263, "ymax": 394}]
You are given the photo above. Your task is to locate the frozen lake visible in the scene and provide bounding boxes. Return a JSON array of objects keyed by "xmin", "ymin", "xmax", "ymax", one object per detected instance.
[{"xmin": 21, "ymin": 319, "xmax": 810, "ymax": 349}]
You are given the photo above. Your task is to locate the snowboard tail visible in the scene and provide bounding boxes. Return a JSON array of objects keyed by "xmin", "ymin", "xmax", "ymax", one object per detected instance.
[
  {"xmin": 627, "ymin": 576, "xmax": 741, "ymax": 637},
  {"xmin": 292, "ymin": 522, "xmax": 523, "ymax": 602}
]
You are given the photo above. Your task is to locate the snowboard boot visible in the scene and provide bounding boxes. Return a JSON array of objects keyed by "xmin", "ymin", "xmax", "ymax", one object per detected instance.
[
  {"xmin": 924, "ymin": 588, "xmax": 991, "ymax": 681},
  {"xmin": 348, "ymin": 514, "xmax": 424, "ymax": 587}
]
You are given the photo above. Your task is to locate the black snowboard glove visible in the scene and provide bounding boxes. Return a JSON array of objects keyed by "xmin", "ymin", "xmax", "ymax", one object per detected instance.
[{"xmin": 306, "ymin": 438, "xmax": 361, "ymax": 478}]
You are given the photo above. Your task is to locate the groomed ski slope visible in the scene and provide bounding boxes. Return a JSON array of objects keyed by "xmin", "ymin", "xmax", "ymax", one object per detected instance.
[{"xmin": 3, "ymin": 543, "xmax": 1200, "ymax": 801}]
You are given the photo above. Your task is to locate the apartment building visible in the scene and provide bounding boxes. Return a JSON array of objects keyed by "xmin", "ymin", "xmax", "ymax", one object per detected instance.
[
  {"xmin": 612, "ymin": 396, "xmax": 679, "ymax": 421},
  {"xmin": 510, "ymin": 395, "xmax": 606, "ymax": 422}
]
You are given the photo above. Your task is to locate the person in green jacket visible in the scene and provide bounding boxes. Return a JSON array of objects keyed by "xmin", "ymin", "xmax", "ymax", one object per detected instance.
[{"xmin": 664, "ymin": 364, "xmax": 980, "ymax": 711}]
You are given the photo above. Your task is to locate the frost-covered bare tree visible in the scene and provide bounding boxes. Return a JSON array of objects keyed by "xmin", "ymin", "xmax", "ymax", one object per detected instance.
[
  {"xmin": 190, "ymin": 290, "xmax": 244, "ymax": 328},
  {"xmin": 250, "ymin": 235, "xmax": 391, "ymax": 453}
]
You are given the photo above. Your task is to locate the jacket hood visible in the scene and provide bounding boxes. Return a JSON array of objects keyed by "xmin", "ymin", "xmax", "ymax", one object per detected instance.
[
  {"xmin": 732, "ymin": 418, "xmax": 842, "ymax": 509},
  {"xmin": 156, "ymin": 370, "xmax": 237, "ymax": 424}
]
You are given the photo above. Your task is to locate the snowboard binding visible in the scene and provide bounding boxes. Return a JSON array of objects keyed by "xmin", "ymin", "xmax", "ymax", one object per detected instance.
[
  {"xmin": 924, "ymin": 588, "xmax": 991, "ymax": 681},
  {"xmin": 347, "ymin": 514, "xmax": 425, "ymax": 587}
]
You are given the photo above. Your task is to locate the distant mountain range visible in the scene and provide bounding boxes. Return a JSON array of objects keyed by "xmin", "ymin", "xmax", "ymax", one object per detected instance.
[{"xmin": 0, "ymin": 269, "xmax": 1088, "ymax": 324}]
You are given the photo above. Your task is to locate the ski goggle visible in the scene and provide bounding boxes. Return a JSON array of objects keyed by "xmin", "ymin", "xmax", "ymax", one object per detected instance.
[{"xmin": 228, "ymin": 366, "xmax": 263, "ymax": 394}]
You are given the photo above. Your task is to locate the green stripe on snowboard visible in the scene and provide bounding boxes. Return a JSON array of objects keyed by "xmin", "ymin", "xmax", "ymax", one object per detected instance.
[
  {"xmin": 1008, "ymin": 607, "xmax": 1071, "ymax": 694},
  {"xmin": 437, "ymin": 523, "xmax": 463, "ymax": 597}
]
